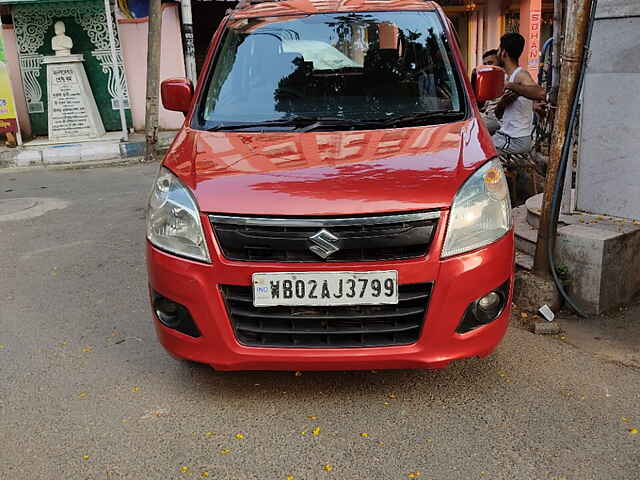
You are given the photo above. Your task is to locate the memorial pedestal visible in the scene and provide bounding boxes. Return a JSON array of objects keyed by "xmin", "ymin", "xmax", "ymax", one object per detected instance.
[{"xmin": 43, "ymin": 54, "xmax": 105, "ymax": 144}]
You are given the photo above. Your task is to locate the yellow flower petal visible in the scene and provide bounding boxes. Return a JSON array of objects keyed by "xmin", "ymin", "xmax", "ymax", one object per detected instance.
[
  {"xmin": 629, "ymin": 428, "xmax": 639, "ymax": 435},
  {"xmin": 0, "ymin": 344, "xmax": 5, "ymax": 349},
  {"xmin": 180, "ymin": 466, "xmax": 189, "ymax": 473},
  {"xmin": 322, "ymin": 464, "xmax": 333, "ymax": 472},
  {"xmin": 360, "ymin": 433, "xmax": 369, "ymax": 438},
  {"xmin": 377, "ymin": 441, "xmax": 384, "ymax": 446},
  {"xmin": 312, "ymin": 427, "xmax": 321, "ymax": 436},
  {"xmin": 132, "ymin": 386, "xmax": 140, "ymax": 393},
  {"xmin": 79, "ymin": 392, "xmax": 88, "ymax": 398},
  {"xmin": 383, "ymin": 401, "xmax": 391, "ymax": 406},
  {"xmin": 81, "ymin": 347, "xmax": 92, "ymax": 353},
  {"xmin": 286, "ymin": 476, "xmax": 295, "ymax": 480},
  {"xmin": 307, "ymin": 415, "xmax": 317, "ymax": 420},
  {"xmin": 235, "ymin": 433, "xmax": 245, "ymax": 439},
  {"xmin": 205, "ymin": 431, "xmax": 214, "ymax": 438},
  {"xmin": 220, "ymin": 449, "xmax": 231, "ymax": 454},
  {"xmin": 201, "ymin": 472, "xmax": 210, "ymax": 478},
  {"xmin": 407, "ymin": 473, "xmax": 421, "ymax": 479},
  {"xmin": 301, "ymin": 430, "xmax": 307, "ymax": 435},
  {"xmin": 82, "ymin": 455, "xmax": 90, "ymax": 461},
  {"xmin": 621, "ymin": 417, "xmax": 630, "ymax": 422}
]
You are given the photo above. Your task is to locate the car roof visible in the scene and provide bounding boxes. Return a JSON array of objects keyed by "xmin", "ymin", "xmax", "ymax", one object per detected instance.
[{"xmin": 230, "ymin": 0, "xmax": 441, "ymax": 19}]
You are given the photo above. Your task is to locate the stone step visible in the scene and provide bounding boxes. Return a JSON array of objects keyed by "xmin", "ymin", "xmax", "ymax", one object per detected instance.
[
  {"xmin": 515, "ymin": 250, "xmax": 534, "ymax": 271},
  {"xmin": 513, "ymin": 204, "xmax": 538, "ymax": 256}
]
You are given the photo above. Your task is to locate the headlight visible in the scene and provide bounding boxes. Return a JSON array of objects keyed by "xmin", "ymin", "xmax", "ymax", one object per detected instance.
[
  {"xmin": 147, "ymin": 167, "xmax": 211, "ymax": 263},
  {"xmin": 441, "ymin": 159, "xmax": 511, "ymax": 258}
]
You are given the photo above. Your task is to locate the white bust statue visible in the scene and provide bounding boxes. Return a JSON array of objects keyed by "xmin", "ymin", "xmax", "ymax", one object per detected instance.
[{"xmin": 52, "ymin": 21, "xmax": 73, "ymax": 56}]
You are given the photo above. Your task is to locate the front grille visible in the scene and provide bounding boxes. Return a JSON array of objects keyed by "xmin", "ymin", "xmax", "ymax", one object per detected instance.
[
  {"xmin": 209, "ymin": 212, "xmax": 440, "ymax": 262},
  {"xmin": 221, "ymin": 283, "xmax": 432, "ymax": 348}
]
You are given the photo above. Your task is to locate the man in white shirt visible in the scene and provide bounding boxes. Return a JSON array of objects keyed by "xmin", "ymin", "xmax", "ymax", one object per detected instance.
[{"xmin": 493, "ymin": 33, "xmax": 546, "ymax": 155}]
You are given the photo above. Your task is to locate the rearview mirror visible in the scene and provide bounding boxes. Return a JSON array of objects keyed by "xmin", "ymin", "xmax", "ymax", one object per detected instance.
[
  {"xmin": 473, "ymin": 66, "xmax": 504, "ymax": 103},
  {"xmin": 161, "ymin": 78, "xmax": 194, "ymax": 114}
]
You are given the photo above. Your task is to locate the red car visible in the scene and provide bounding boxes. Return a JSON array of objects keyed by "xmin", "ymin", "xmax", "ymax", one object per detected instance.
[{"xmin": 147, "ymin": 0, "xmax": 512, "ymax": 371}]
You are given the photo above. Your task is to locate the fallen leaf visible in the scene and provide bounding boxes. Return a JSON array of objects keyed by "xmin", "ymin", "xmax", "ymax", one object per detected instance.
[
  {"xmin": 235, "ymin": 433, "xmax": 245, "ymax": 439},
  {"xmin": 132, "ymin": 386, "xmax": 141, "ymax": 393},
  {"xmin": 307, "ymin": 416, "xmax": 317, "ymax": 420},
  {"xmin": 322, "ymin": 464, "xmax": 333, "ymax": 472},
  {"xmin": 520, "ymin": 312, "xmax": 528, "ymax": 318},
  {"xmin": 180, "ymin": 466, "xmax": 189, "ymax": 473},
  {"xmin": 220, "ymin": 449, "xmax": 231, "ymax": 454},
  {"xmin": 621, "ymin": 417, "xmax": 630, "ymax": 422},
  {"xmin": 360, "ymin": 433, "xmax": 369, "ymax": 438},
  {"xmin": 629, "ymin": 428, "xmax": 639, "ymax": 435},
  {"xmin": 141, "ymin": 408, "xmax": 169, "ymax": 419},
  {"xmin": 312, "ymin": 427, "xmax": 321, "ymax": 436},
  {"xmin": 407, "ymin": 472, "xmax": 421, "ymax": 478},
  {"xmin": 377, "ymin": 441, "xmax": 385, "ymax": 446},
  {"xmin": 294, "ymin": 371, "xmax": 303, "ymax": 377},
  {"xmin": 201, "ymin": 472, "xmax": 210, "ymax": 478},
  {"xmin": 388, "ymin": 393, "xmax": 397, "ymax": 399},
  {"xmin": 81, "ymin": 346, "xmax": 92, "ymax": 353},
  {"xmin": 79, "ymin": 392, "xmax": 88, "ymax": 398}
]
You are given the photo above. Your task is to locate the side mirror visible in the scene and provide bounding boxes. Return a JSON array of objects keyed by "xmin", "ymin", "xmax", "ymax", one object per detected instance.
[
  {"xmin": 473, "ymin": 66, "xmax": 505, "ymax": 103},
  {"xmin": 161, "ymin": 78, "xmax": 194, "ymax": 114}
]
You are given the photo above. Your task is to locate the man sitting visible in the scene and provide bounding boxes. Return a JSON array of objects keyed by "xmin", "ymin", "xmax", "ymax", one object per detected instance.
[{"xmin": 493, "ymin": 33, "xmax": 546, "ymax": 156}]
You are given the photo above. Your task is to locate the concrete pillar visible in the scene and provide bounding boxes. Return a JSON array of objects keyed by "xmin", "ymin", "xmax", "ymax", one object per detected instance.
[
  {"xmin": 485, "ymin": 0, "xmax": 503, "ymax": 50},
  {"xmin": 467, "ymin": 10, "xmax": 478, "ymax": 72},
  {"xmin": 476, "ymin": 7, "xmax": 485, "ymax": 66},
  {"xmin": 519, "ymin": 0, "xmax": 542, "ymax": 78}
]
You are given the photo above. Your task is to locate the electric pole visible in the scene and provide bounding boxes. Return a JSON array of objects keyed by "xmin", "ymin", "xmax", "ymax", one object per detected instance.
[
  {"xmin": 144, "ymin": 0, "xmax": 163, "ymax": 163},
  {"xmin": 533, "ymin": 0, "xmax": 594, "ymax": 275}
]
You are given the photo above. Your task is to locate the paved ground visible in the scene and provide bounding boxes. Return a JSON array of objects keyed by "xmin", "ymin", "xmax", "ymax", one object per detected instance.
[{"xmin": 1, "ymin": 163, "xmax": 639, "ymax": 480}]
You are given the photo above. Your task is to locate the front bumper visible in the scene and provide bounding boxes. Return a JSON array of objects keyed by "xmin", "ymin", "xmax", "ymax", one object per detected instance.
[{"xmin": 146, "ymin": 214, "xmax": 515, "ymax": 371}]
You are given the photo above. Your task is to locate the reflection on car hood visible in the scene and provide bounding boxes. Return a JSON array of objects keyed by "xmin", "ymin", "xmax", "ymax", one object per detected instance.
[{"xmin": 164, "ymin": 119, "xmax": 496, "ymax": 216}]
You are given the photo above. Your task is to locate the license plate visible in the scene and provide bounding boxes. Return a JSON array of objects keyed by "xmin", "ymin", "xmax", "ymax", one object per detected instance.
[{"xmin": 252, "ymin": 271, "xmax": 399, "ymax": 307}]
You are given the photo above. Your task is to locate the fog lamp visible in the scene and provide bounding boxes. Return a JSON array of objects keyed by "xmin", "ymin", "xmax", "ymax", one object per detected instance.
[{"xmin": 478, "ymin": 292, "xmax": 501, "ymax": 311}]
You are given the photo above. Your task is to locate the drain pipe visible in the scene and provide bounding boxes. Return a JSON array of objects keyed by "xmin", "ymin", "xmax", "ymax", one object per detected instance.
[
  {"xmin": 180, "ymin": 0, "xmax": 197, "ymax": 85},
  {"xmin": 546, "ymin": 0, "xmax": 598, "ymax": 317},
  {"xmin": 104, "ymin": 0, "xmax": 129, "ymax": 142}
]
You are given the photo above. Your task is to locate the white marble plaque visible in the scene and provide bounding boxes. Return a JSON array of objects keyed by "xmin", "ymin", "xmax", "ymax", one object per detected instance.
[{"xmin": 44, "ymin": 55, "xmax": 105, "ymax": 143}]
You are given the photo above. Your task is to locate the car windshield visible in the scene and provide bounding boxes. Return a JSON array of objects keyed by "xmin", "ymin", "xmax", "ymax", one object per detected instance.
[{"xmin": 196, "ymin": 11, "xmax": 465, "ymax": 130}]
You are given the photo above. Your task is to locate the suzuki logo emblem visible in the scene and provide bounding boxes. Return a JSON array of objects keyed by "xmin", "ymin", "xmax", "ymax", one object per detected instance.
[{"xmin": 309, "ymin": 229, "xmax": 340, "ymax": 259}]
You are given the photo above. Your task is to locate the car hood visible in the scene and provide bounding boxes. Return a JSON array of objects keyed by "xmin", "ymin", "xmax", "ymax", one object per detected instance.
[{"xmin": 164, "ymin": 119, "xmax": 496, "ymax": 216}]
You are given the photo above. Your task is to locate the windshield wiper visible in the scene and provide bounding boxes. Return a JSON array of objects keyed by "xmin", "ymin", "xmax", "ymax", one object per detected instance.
[
  {"xmin": 206, "ymin": 116, "xmax": 317, "ymax": 132},
  {"xmin": 383, "ymin": 111, "xmax": 465, "ymax": 127},
  {"xmin": 207, "ymin": 116, "xmax": 385, "ymax": 132}
]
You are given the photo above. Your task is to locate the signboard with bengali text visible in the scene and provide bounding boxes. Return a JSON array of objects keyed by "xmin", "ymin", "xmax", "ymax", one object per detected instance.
[{"xmin": 0, "ymin": 30, "xmax": 18, "ymax": 133}]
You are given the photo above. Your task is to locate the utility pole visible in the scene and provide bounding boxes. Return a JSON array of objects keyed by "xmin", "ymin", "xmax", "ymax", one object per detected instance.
[
  {"xmin": 550, "ymin": 0, "xmax": 563, "ymax": 105},
  {"xmin": 180, "ymin": 0, "xmax": 198, "ymax": 85},
  {"xmin": 533, "ymin": 0, "xmax": 593, "ymax": 276},
  {"xmin": 144, "ymin": 0, "xmax": 163, "ymax": 163}
]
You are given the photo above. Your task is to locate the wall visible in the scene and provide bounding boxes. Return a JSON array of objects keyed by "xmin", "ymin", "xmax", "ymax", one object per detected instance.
[
  {"xmin": 576, "ymin": 1, "xmax": 640, "ymax": 220},
  {"xmin": 117, "ymin": 3, "xmax": 185, "ymax": 131}
]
